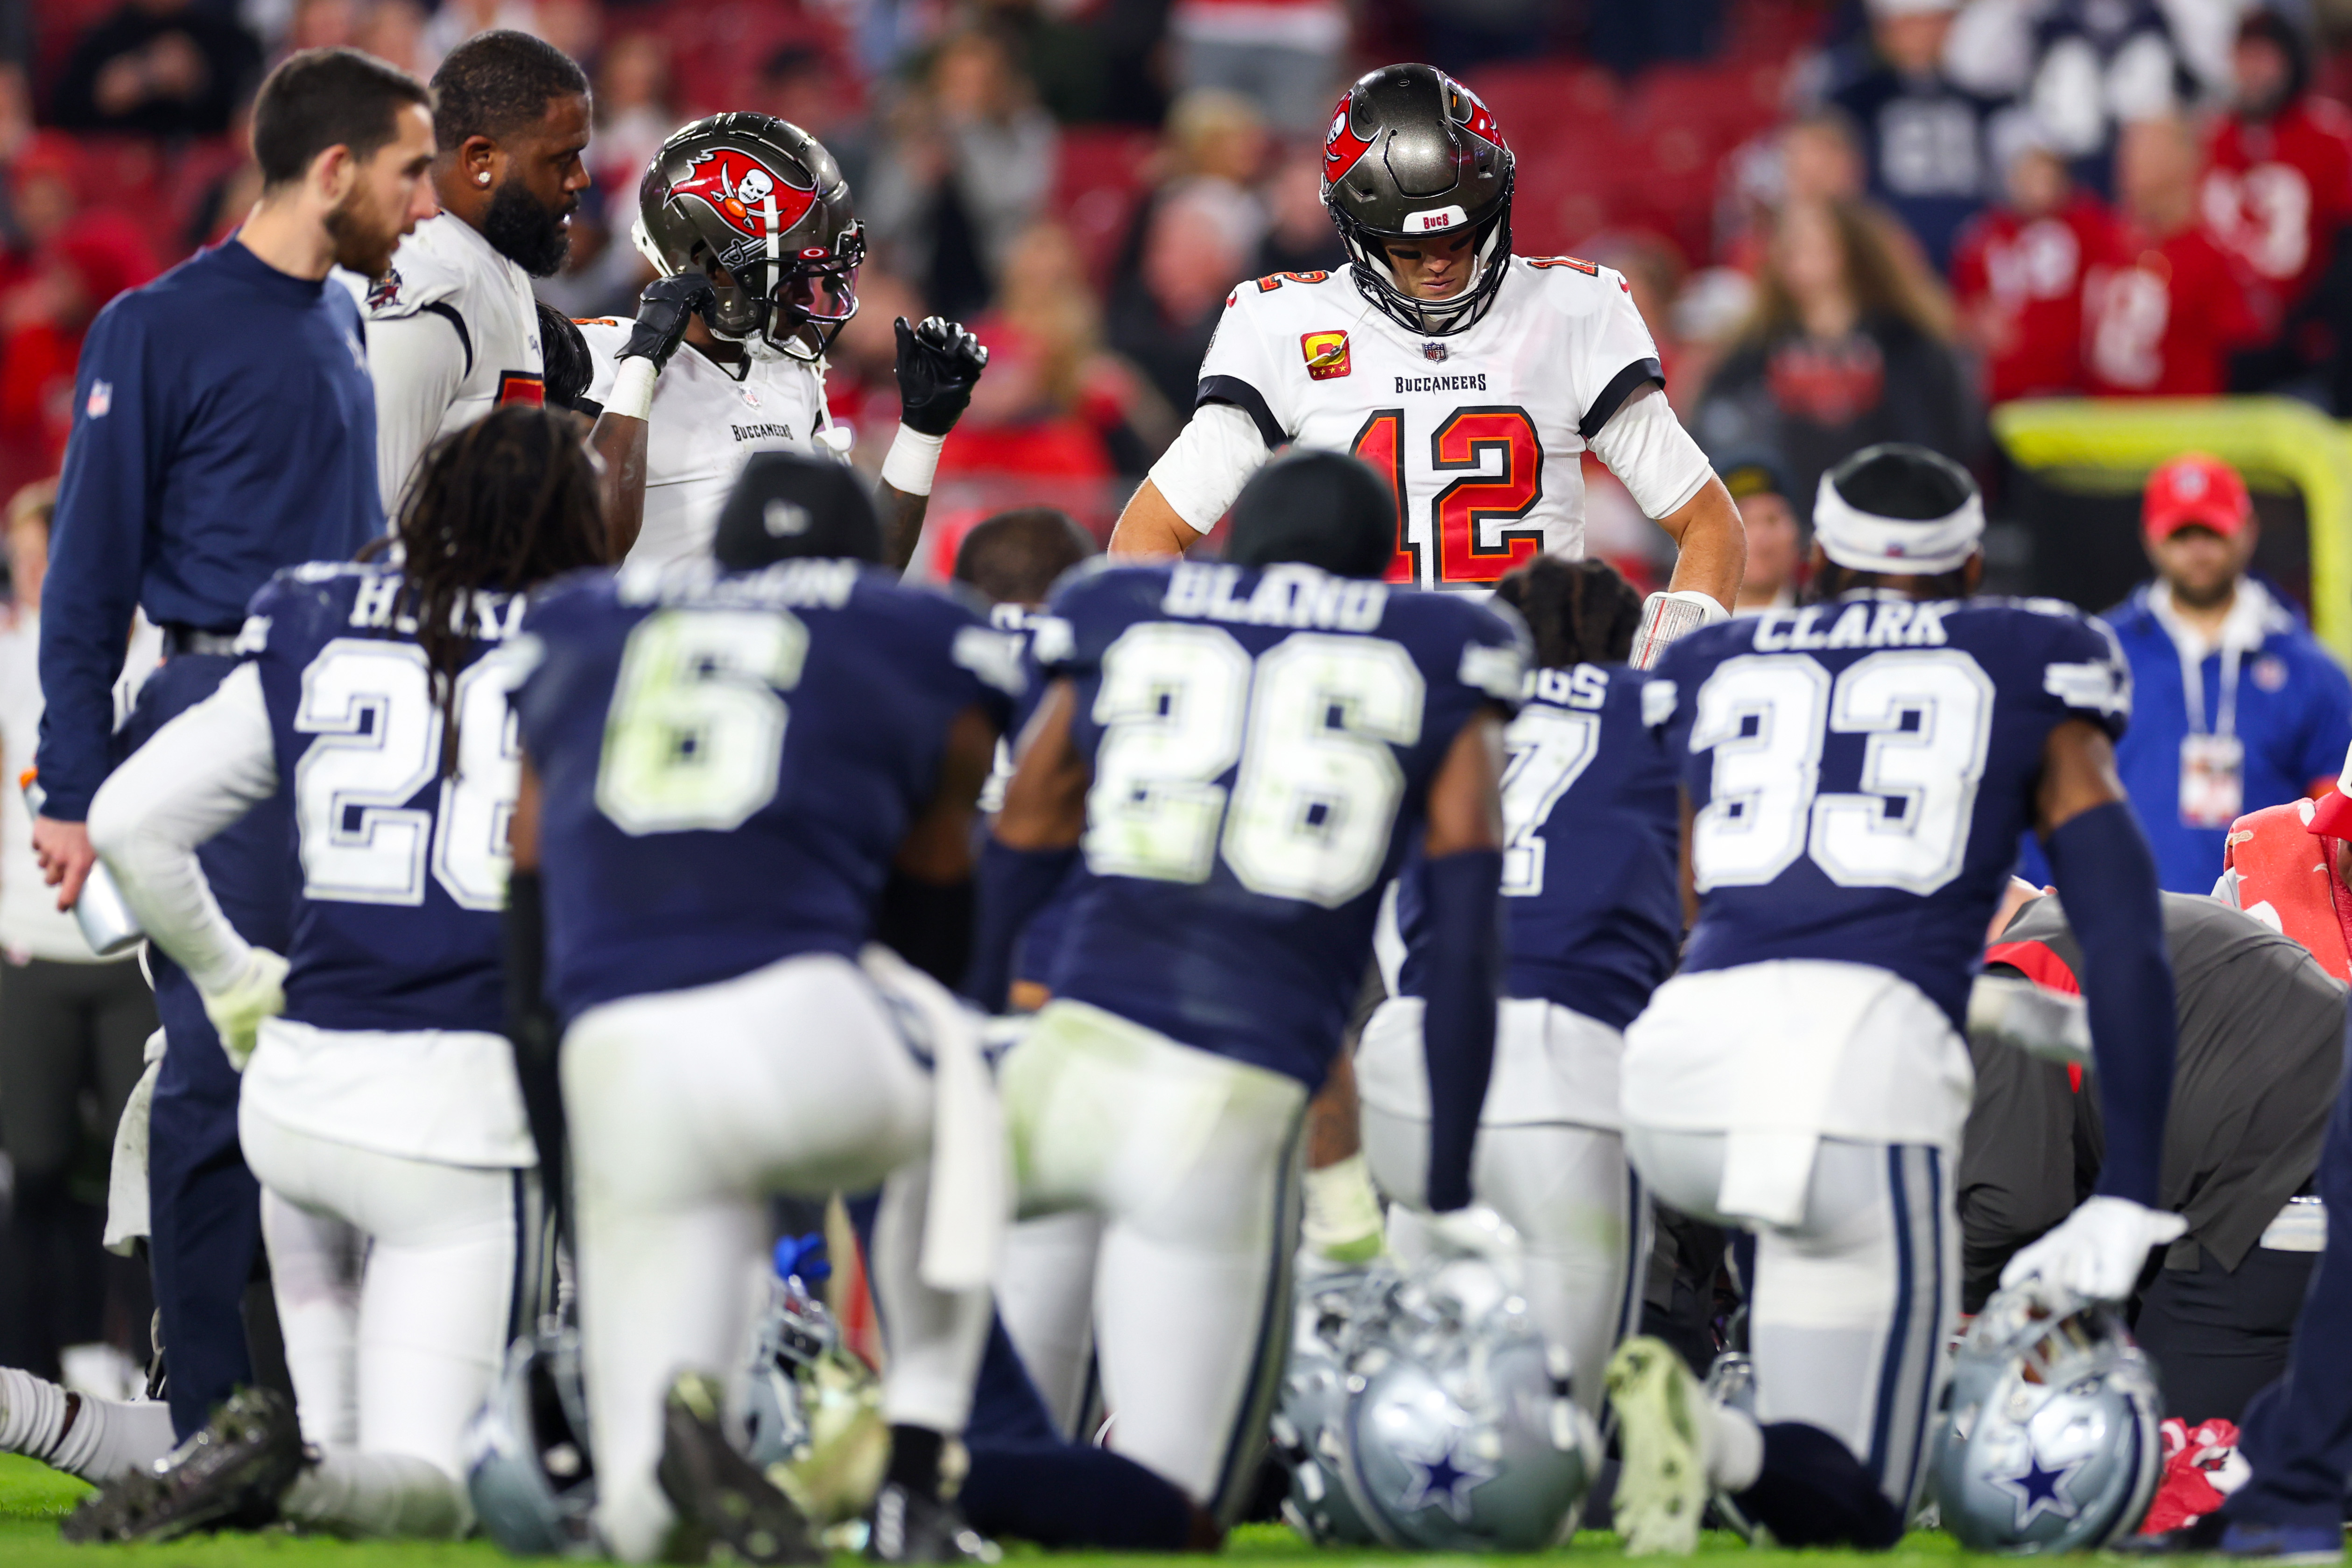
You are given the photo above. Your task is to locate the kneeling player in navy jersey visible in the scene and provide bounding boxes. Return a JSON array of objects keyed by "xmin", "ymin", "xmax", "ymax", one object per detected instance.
[
  {"xmin": 75, "ymin": 408, "xmax": 607, "ymax": 1541},
  {"xmin": 1357, "ymin": 555, "xmax": 1675, "ymax": 1421},
  {"xmin": 966, "ymin": 450, "xmax": 1528, "ymax": 1521},
  {"xmin": 1606, "ymin": 444, "xmax": 2183, "ymax": 1551},
  {"xmin": 507, "ymin": 454, "xmax": 1018, "ymax": 1563}
]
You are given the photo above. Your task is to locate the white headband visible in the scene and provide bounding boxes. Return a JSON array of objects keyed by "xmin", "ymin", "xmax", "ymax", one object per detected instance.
[{"xmin": 1813, "ymin": 471, "xmax": 1985, "ymax": 575}]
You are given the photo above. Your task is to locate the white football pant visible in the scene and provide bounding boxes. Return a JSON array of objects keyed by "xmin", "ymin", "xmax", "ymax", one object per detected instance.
[
  {"xmin": 240, "ymin": 1104, "xmax": 542, "ymax": 1538},
  {"xmin": 1363, "ymin": 1115, "xmax": 1648, "ymax": 1419},
  {"xmin": 993, "ymin": 1210, "xmax": 1102, "ymax": 1439},
  {"xmin": 1625, "ymin": 1129, "xmax": 1953, "ymax": 1512},
  {"xmin": 1001, "ymin": 999, "xmax": 1306, "ymax": 1520},
  {"xmin": 563, "ymin": 952, "xmax": 963, "ymax": 1562}
]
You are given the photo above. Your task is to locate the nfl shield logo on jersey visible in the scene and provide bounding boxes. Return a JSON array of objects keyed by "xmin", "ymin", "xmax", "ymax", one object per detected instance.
[
  {"xmin": 1422, "ymin": 342, "xmax": 1448, "ymax": 362},
  {"xmin": 1302, "ymin": 330, "xmax": 1351, "ymax": 380}
]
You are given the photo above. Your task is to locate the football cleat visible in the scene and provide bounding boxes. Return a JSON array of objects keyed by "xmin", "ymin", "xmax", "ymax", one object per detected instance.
[
  {"xmin": 865, "ymin": 1481, "xmax": 998, "ymax": 1564},
  {"xmin": 655, "ymin": 1371, "xmax": 823, "ymax": 1565},
  {"xmin": 59, "ymin": 1385, "xmax": 304, "ymax": 1544},
  {"xmin": 1605, "ymin": 1337, "xmax": 1709, "ymax": 1557}
]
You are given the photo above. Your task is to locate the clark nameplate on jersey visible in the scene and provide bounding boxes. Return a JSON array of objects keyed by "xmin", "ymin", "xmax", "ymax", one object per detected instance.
[{"xmin": 1197, "ymin": 257, "xmax": 1662, "ymax": 591}]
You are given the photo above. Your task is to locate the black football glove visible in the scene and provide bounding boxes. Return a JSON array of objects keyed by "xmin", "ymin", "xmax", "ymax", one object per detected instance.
[
  {"xmin": 894, "ymin": 315, "xmax": 989, "ymax": 436},
  {"xmin": 621, "ymin": 274, "xmax": 715, "ymax": 372}
]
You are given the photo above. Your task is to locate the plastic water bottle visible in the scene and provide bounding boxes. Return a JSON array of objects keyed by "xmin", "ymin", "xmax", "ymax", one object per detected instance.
[{"xmin": 21, "ymin": 772, "xmax": 143, "ymax": 957}]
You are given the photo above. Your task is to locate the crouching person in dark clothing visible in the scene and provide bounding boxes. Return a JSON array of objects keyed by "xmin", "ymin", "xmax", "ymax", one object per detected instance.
[{"xmin": 1964, "ymin": 882, "xmax": 2344, "ymax": 1424}]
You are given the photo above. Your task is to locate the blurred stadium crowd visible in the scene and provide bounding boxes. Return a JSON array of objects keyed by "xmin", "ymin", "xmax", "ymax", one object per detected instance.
[{"xmin": 5, "ymin": 0, "xmax": 2352, "ymax": 568}]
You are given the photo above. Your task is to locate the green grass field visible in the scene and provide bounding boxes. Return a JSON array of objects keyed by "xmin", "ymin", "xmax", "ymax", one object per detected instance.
[{"xmin": 0, "ymin": 1453, "xmax": 2031, "ymax": 1567}]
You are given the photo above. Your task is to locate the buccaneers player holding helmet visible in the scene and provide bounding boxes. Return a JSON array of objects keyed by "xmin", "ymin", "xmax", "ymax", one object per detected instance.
[
  {"xmin": 1111, "ymin": 63, "xmax": 1743, "ymax": 665},
  {"xmin": 584, "ymin": 112, "xmax": 987, "ymax": 568}
]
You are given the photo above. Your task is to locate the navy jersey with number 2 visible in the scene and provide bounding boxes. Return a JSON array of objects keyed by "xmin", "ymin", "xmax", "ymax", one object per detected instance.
[
  {"xmin": 1648, "ymin": 595, "xmax": 2131, "ymax": 1029},
  {"xmin": 509, "ymin": 559, "xmax": 1020, "ymax": 1022},
  {"xmin": 243, "ymin": 561, "xmax": 534, "ymax": 1035},
  {"xmin": 1034, "ymin": 559, "xmax": 1528, "ymax": 1088}
]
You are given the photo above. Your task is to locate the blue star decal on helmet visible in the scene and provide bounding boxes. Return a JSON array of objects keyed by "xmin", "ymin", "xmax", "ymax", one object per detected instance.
[
  {"xmin": 1994, "ymin": 1443, "xmax": 2085, "ymax": 1528},
  {"xmin": 1396, "ymin": 1437, "xmax": 1496, "ymax": 1523}
]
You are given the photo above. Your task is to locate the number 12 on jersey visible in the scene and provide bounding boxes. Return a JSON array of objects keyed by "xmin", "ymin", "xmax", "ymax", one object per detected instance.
[{"xmin": 1351, "ymin": 406, "xmax": 1543, "ymax": 587}]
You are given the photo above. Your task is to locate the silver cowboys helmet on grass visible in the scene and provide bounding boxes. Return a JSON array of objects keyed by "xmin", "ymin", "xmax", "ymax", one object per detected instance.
[
  {"xmin": 463, "ymin": 1325, "xmax": 599, "ymax": 1558},
  {"xmin": 1274, "ymin": 1252, "xmax": 1598, "ymax": 1551},
  {"xmin": 634, "ymin": 112, "xmax": 864, "ymax": 367},
  {"xmin": 1320, "ymin": 63, "xmax": 1514, "ymax": 337},
  {"xmin": 1934, "ymin": 1279, "xmax": 2163, "ymax": 1554}
]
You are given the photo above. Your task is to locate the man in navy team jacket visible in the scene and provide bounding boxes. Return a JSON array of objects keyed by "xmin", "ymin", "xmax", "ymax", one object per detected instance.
[{"xmin": 33, "ymin": 48, "xmax": 435, "ymax": 1437}]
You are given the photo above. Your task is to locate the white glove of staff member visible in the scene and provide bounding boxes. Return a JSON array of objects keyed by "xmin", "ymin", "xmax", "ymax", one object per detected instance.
[{"xmin": 2000, "ymin": 1195, "xmax": 2188, "ymax": 1302}]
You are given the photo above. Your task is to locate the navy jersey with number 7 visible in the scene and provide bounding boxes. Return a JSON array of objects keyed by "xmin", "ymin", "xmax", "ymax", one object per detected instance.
[
  {"xmin": 1647, "ymin": 595, "xmax": 2132, "ymax": 1030},
  {"xmin": 1392, "ymin": 660, "xmax": 1680, "ymax": 1031},
  {"xmin": 1032, "ymin": 559, "xmax": 1528, "ymax": 1087},
  {"xmin": 508, "ymin": 559, "xmax": 1020, "ymax": 1022}
]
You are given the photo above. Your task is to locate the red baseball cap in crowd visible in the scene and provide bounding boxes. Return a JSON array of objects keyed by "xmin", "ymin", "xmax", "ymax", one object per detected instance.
[
  {"xmin": 2309, "ymin": 739, "xmax": 2352, "ymax": 839},
  {"xmin": 2143, "ymin": 453, "xmax": 2252, "ymax": 544}
]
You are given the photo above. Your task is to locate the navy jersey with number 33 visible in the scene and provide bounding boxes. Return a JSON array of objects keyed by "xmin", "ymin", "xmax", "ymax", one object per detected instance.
[
  {"xmin": 1034, "ymin": 560, "xmax": 1528, "ymax": 1087},
  {"xmin": 1648, "ymin": 595, "xmax": 2131, "ymax": 1028}
]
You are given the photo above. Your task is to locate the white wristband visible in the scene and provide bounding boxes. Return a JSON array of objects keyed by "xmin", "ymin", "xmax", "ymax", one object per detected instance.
[
  {"xmin": 607, "ymin": 356, "xmax": 657, "ymax": 422},
  {"xmin": 880, "ymin": 424, "xmax": 946, "ymax": 497}
]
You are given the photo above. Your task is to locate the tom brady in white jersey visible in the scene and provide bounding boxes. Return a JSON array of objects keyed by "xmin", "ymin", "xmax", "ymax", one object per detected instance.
[
  {"xmin": 360, "ymin": 31, "xmax": 592, "ymax": 511},
  {"xmin": 1110, "ymin": 63, "xmax": 1745, "ymax": 666},
  {"xmin": 583, "ymin": 113, "xmax": 989, "ymax": 571}
]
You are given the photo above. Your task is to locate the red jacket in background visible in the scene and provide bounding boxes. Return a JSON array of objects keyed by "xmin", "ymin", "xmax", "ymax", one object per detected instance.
[
  {"xmin": 2203, "ymin": 97, "xmax": 2352, "ymax": 328},
  {"xmin": 1951, "ymin": 194, "xmax": 2123, "ymax": 401},
  {"xmin": 2082, "ymin": 225, "xmax": 2260, "ymax": 396}
]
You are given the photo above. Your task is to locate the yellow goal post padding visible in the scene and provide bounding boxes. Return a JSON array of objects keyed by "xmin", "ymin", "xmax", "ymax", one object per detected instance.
[{"xmin": 1990, "ymin": 395, "xmax": 2352, "ymax": 663}]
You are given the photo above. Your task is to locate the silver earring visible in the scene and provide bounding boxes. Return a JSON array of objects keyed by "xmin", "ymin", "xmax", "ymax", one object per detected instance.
[{"xmin": 476, "ymin": 172, "xmax": 490, "ymax": 186}]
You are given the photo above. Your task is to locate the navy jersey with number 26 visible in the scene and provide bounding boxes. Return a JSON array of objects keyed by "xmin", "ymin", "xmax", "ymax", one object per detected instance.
[
  {"xmin": 509, "ymin": 559, "xmax": 1019, "ymax": 1021},
  {"xmin": 1035, "ymin": 560, "xmax": 1528, "ymax": 1088},
  {"xmin": 243, "ymin": 561, "xmax": 533, "ymax": 1035},
  {"xmin": 1648, "ymin": 595, "xmax": 2131, "ymax": 1029}
]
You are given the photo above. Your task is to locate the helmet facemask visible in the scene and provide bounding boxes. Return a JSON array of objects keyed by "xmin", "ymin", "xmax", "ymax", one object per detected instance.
[
  {"xmin": 1331, "ymin": 179, "xmax": 1514, "ymax": 338},
  {"xmin": 634, "ymin": 217, "xmax": 864, "ymax": 368}
]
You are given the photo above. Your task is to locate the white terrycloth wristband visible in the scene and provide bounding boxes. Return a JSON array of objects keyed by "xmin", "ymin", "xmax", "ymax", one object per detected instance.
[
  {"xmin": 880, "ymin": 424, "xmax": 947, "ymax": 497},
  {"xmin": 608, "ymin": 356, "xmax": 658, "ymax": 422}
]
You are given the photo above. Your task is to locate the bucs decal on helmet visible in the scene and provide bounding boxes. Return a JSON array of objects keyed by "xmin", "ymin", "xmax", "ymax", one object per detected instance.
[
  {"xmin": 1450, "ymin": 84, "xmax": 1506, "ymax": 153},
  {"xmin": 1324, "ymin": 95, "xmax": 1376, "ymax": 187},
  {"xmin": 669, "ymin": 149, "xmax": 818, "ymax": 249}
]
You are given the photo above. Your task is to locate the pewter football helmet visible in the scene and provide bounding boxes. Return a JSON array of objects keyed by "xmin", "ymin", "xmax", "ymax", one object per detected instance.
[
  {"xmin": 1934, "ymin": 1280, "xmax": 2163, "ymax": 1554},
  {"xmin": 1320, "ymin": 64, "xmax": 1514, "ymax": 337},
  {"xmin": 633, "ymin": 112, "xmax": 863, "ymax": 365},
  {"xmin": 463, "ymin": 1325, "xmax": 599, "ymax": 1558}
]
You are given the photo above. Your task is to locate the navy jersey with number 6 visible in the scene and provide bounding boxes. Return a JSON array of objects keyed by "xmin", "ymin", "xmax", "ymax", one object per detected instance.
[
  {"xmin": 1648, "ymin": 595, "xmax": 2131, "ymax": 1029},
  {"xmin": 244, "ymin": 561, "xmax": 534, "ymax": 1035},
  {"xmin": 1035, "ymin": 559, "xmax": 1528, "ymax": 1087},
  {"xmin": 1394, "ymin": 661, "xmax": 1679, "ymax": 1030},
  {"xmin": 510, "ymin": 560, "xmax": 1020, "ymax": 1021}
]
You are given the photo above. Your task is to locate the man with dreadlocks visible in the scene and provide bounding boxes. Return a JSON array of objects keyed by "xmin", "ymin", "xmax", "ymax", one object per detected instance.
[
  {"xmin": 66, "ymin": 406, "xmax": 609, "ymax": 1544},
  {"xmin": 1354, "ymin": 555, "xmax": 1675, "ymax": 1424}
]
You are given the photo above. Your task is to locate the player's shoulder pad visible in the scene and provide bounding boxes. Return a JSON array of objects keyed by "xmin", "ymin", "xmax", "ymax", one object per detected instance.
[
  {"xmin": 858, "ymin": 575, "xmax": 1026, "ymax": 702},
  {"xmin": 1511, "ymin": 253, "xmax": 1640, "ymax": 316},
  {"xmin": 1033, "ymin": 558, "xmax": 1166, "ymax": 666},
  {"xmin": 1219, "ymin": 266, "xmax": 1354, "ymax": 321},
  {"xmin": 1961, "ymin": 597, "xmax": 2132, "ymax": 724},
  {"xmin": 572, "ymin": 316, "xmax": 631, "ymax": 355},
  {"xmin": 364, "ymin": 223, "xmax": 470, "ymax": 319},
  {"xmin": 241, "ymin": 561, "xmax": 388, "ymax": 657}
]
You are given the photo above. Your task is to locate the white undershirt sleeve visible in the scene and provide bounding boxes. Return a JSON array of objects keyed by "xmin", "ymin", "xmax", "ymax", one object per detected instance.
[
  {"xmin": 1144, "ymin": 402, "xmax": 1273, "ymax": 534},
  {"xmin": 368, "ymin": 309, "xmax": 469, "ymax": 518},
  {"xmin": 1586, "ymin": 384, "xmax": 1715, "ymax": 521},
  {"xmin": 87, "ymin": 663, "xmax": 280, "ymax": 993}
]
